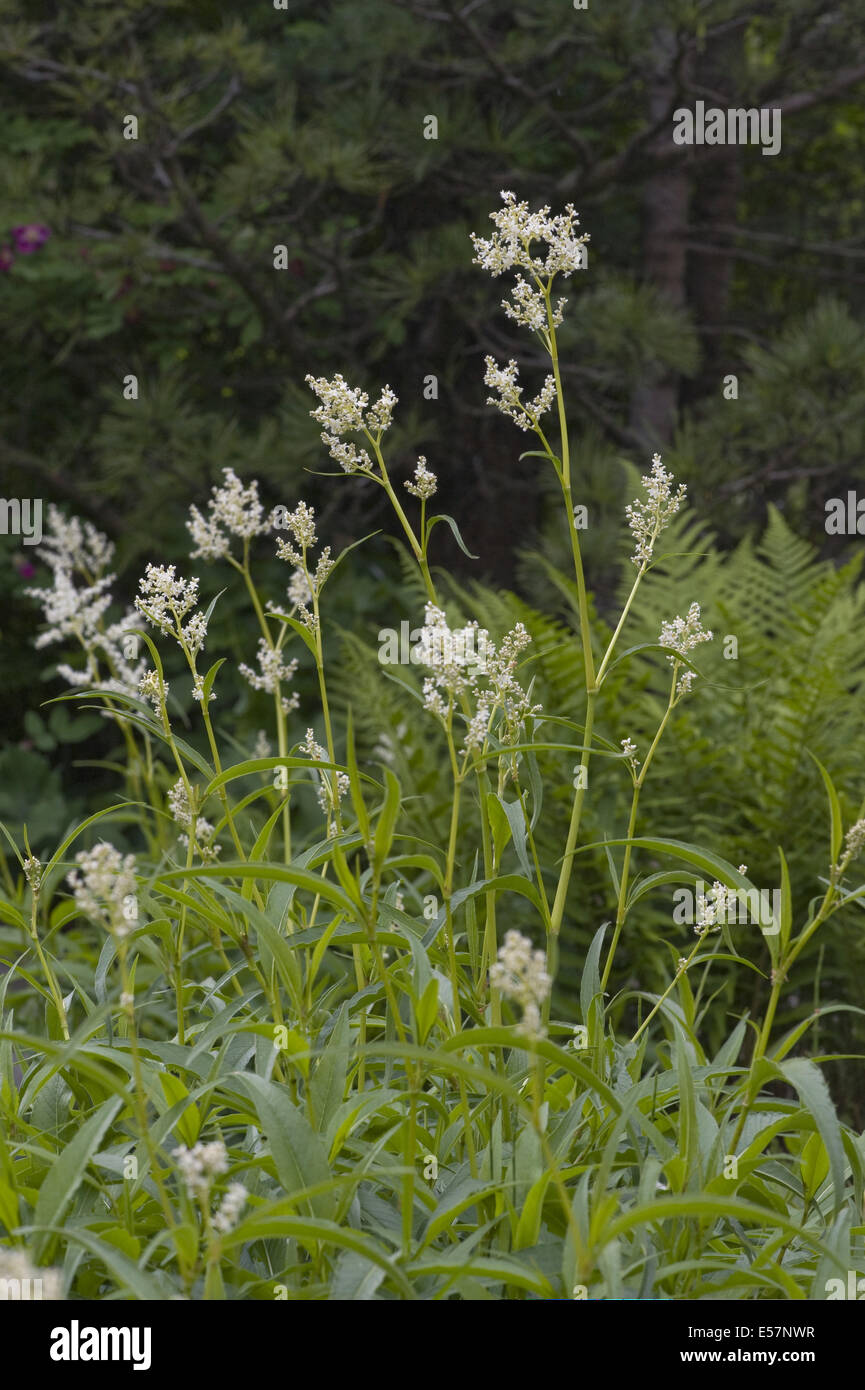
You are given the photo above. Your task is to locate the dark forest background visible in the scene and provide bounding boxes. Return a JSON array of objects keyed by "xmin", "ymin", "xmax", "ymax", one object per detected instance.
[{"xmin": 3, "ymin": 1, "xmax": 865, "ymax": 631}]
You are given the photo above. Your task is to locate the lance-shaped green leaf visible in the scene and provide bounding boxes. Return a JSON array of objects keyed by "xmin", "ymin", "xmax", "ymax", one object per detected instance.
[{"xmin": 239, "ymin": 1073, "xmax": 335, "ymax": 1219}]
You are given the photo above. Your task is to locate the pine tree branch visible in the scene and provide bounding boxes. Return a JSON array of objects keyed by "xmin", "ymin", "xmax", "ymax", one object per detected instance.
[{"xmin": 0, "ymin": 439, "xmax": 120, "ymax": 534}]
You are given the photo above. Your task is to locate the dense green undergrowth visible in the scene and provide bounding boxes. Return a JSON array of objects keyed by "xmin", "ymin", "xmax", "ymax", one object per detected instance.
[{"xmin": 2, "ymin": 194, "xmax": 865, "ymax": 1301}]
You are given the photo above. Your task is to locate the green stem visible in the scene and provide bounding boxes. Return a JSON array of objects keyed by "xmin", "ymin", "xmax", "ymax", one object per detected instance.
[
  {"xmin": 402, "ymin": 1080, "xmax": 418, "ymax": 1258},
  {"xmin": 595, "ymin": 561, "xmax": 649, "ymax": 688},
  {"xmin": 601, "ymin": 672, "xmax": 676, "ymax": 990},
  {"xmin": 544, "ymin": 288, "xmax": 597, "ymax": 982},
  {"xmin": 235, "ymin": 550, "xmax": 292, "ymax": 864},
  {"xmin": 28, "ymin": 890, "xmax": 70, "ymax": 1041},
  {"xmin": 116, "ymin": 937, "xmax": 188, "ymax": 1278},
  {"xmin": 631, "ymin": 929, "xmax": 708, "ymax": 1044},
  {"xmin": 601, "ymin": 784, "xmax": 640, "ymax": 994}
]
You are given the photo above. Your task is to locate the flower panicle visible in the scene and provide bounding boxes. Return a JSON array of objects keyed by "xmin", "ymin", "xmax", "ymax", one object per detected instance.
[
  {"xmin": 67, "ymin": 842, "xmax": 138, "ymax": 937},
  {"xmin": 626, "ymin": 454, "xmax": 687, "ymax": 567},
  {"xmin": 490, "ymin": 929, "xmax": 552, "ymax": 1039},
  {"xmin": 659, "ymin": 602, "xmax": 713, "ymax": 697},
  {"xmin": 404, "ymin": 456, "xmax": 438, "ymax": 499},
  {"xmin": 25, "ymin": 506, "xmax": 147, "ymax": 699},
  {"xmin": 239, "ymin": 639, "xmax": 300, "ymax": 714},
  {"xmin": 471, "ymin": 190, "xmax": 589, "ymax": 283},
  {"xmin": 187, "ymin": 467, "xmax": 271, "ymax": 561},
  {"xmin": 305, "ymin": 373, "xmax": 397, "ymax": 472},
  {"xmin": 417, "ymin": 606, "xmax": 540, "ymax": 758},
  {"xmin": 483, "ymin": 356, "xmax": 556, "ymax": 433},
  {"xmin": 303, "ymin": 728, "xmax": 349, "ymax": 833},
  {"xmin": 167, "ymin": 779, "xmax": 221, "ymax": 861}
]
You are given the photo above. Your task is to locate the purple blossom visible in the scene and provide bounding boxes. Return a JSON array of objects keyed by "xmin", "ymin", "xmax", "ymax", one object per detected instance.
[
  {"xmin": 0, "ymin": 245, "xmax": 14, "ymax": 273},
  {"xmin": 12, "ymin": 224, "xmax": 51, "ymax": 254}
]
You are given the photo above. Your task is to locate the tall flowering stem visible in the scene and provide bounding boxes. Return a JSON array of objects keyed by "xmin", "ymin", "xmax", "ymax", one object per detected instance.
[
  {"xmin": 66, "ymin": 845, "xmax": 187, "ymax": 1270},
  {"xmin": 305, "ymin": 373, "xmax": 497, "ymax": 966},
  {"xmin": 188, "ymin": 468, "xmax": 299, "ymax": 862},
  {"xmin": 22, "ymin": 856, "xmax": 69, "ymax": 1040},
  {"xmin": 274, "ymin": 503, "xmax": 342, "ymax": 835},
  {"xmin": 232, "ymin": 543, "xmax": 295, "ymax": 863},
  {"xmin": 135, "ymin": 563, "xmax": 246, "ymax": 865},
  {"xmin": 471, "ymin": 199, "xmax": 701, "ymax": 1012},
  {"xmin": 595, "ymin": 455, "xmax": 687, "ymax": 688},
  {"xmin": 305, "ymin": 377, "xmax": 496, "ymax": 1167},
  {"xmin": 540, "ymin": 290, "xmax": 598, "ymax": 995},
  {"xmin": 602, "ymin": 604, "xmax": 713, "ymax": 989},
  {"xmin": 471, "ymin": 194, "xmax": 597, "ymax": 980}
]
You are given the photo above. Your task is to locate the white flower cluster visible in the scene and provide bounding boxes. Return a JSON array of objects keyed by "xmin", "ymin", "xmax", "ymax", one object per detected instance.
[
  {"xmin": 502, "ymin": 274, "xmax": 567, "ymax": 333},
  {"xmin": 191, "ymin": 673, "xmax": 215, "ymax": 705},
  {"xmin": 239, "ymin": 639, "xmax": 300, "ymax": 715},
  {"xmin": 138, "ymin": 667, "xmax": 166, "ymax": 712},
  {"xmin": 213, "ymin": 1182, "xmax": 248, "ymax": 1234},
  {"xmin": 835, "ymin": 819, "xmax": 865, "ymax": 875},
  {"xmin": 418, "ymin": 606, "xmax": 540, "ymax": 756},
  {"xmin": 366, "ymin": 385, "xmax": 397, "ymax": 433},
  {"xmin": 694, "ymin": 878, "xmax": 743, "ymax": 934},
  {"xmin": 418, "ymin": 604, "xmax": 490, "ymax": 718},
  {"xmin": 489, "ymin": 929, "xmax": 552, "ymax": 1039},
  {"xmin": 167, "ymin": 779, "xmax": 220, "ymax": 861},
  {"xmin": 475, "ymin": 621, "xmax": 540, "ymax": 753},
  {"xmin": 471, "ymin": 189, "xmax": 589, "ymax": 283},
  {"xmin": 30, "ymin": 565, "xmax": 112, "ymax": 649},
  {"xmin": 303, "ymin": 728, "xmax": 349, "ymax": 830},
  {"xmin": 306, "ymin": 372, "xmax": 367, "ymax": 433},
  {"xmin": 276, "ymin": 500, "xmax": 316, "ymax": 551},
  {"xmin": 173, "ymin": 1140, "xmax": 228, "ymax": 1198},
  {"xmin": 274, "ymin": 502, "xmax": 334, "ymax": 630},
  {"xmin": 187, "ymin": 468, "xmax": 271, "ymax": 561},
  {"xmin": 483, "ymin": 356, "xmax": 557, "ymax": 433},
  {"xmin": 23, "ymin": 856, "xmax": 42, "ymax": 891},
  {"xmin": 659, "ymin": 602, "xmax": 713, "ymax": 697},
  {"xmin": 305, "ymin": 372, "xmax": 397, "ymax": 472},
  {"xmin": 404, "ymin": 456, "xmax": 438, "ymax": 500},
  {"xmin": 0, "ymin": 1248, "xmax": 63, "ymax": 1300},
  {"xmin": 183, "ymin": 613, "xmax": 208, "ymax": 660},
  {"xmin": 625, "ymin": 454, "xmax": 687, "ymax": 567},
  {"xmin": 67, "ymin": 842, "xmax": 137, "ymax": 937},
  {"xmin": 621, "ymin": 737, "xmax": 639, "ymax": 771},
  {"xmin": 25, "ymin": 506, "xmax": 146, "ymax": 699},
  {"xmin": 173, "ymin": 1141, "xmax": 247, "ymax": 1231},
  {"xmin": 38, "ymin": 507, "xmax": 115, "ymax": 576},
  {"xmin": 287, "ymin": 566, "xmax": 313, "ymax": 609},
  {"xmin": 135, "ymin": 563, "xmax": 207, "ymax": 656}
]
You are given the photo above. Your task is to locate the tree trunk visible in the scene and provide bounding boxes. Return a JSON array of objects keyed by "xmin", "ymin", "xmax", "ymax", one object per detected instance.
[{"xmin": 629, "ymin": 30, "xmax": 691, "ymax": 449}]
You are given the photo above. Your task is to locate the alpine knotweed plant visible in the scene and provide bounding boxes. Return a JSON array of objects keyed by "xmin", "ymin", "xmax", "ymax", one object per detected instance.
[{"xmin": 3, "ymin": 193, "xmax": 865, "ymax": 1302}]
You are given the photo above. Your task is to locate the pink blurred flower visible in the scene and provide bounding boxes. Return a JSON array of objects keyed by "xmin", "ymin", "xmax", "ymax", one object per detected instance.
[
  {"xmin": 0, "ymin": 245, "xmax": 14, "ymax": 272},
  {"xmin": 12, "ymin": 223, "xmax": 51, "ymax": 254},
  {"xmin": 14, "ymin": 555, "xmax": 36, "ymax": 579}
]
